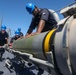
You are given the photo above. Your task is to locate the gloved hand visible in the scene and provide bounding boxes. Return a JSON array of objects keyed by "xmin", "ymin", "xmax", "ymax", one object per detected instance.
[{"xmin": 2, "ymin": 44, "xmax": 8, "ymax": 50}]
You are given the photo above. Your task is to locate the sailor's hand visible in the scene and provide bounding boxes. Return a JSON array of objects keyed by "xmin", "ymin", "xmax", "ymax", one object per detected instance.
[
  {"xmin": 24, "ymin": 34, "xmax": 31, "ymax": 38},
  {"xmin": 24, "ymin": 33, "xmax": 39, "ymax": 38},
  {"xmin": 2, "ymin": 44, "xmax": 8, "ymax": 49},
  {"xmin": 0, "ymin": 46, "xmax": 2, "ymax": 48},
  {"xmin": 8, "ymin": 43, "xmax": 12, "ymax": 49}
]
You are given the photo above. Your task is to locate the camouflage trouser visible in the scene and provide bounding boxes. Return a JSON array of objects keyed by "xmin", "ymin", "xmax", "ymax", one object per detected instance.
[{"xmin": 0, "ymin": 48, "xmax": 5, "ymax": 59}]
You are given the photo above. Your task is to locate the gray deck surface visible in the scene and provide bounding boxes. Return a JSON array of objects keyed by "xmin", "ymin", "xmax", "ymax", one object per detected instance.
[{"xmin": 0, "ymin": 51, "xmax": 48, "ymax": 75}]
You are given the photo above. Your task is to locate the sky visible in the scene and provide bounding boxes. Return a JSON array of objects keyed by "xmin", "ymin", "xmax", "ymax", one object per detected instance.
[{"xmin": 0, "ymin": 0, "xmax": 74, "ymax": 36}]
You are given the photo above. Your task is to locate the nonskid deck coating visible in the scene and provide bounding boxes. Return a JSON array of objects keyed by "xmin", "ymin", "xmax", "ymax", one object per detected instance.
[{"xmin": 0, "ymin": 51, "xmax": 48, "ymax": 75}]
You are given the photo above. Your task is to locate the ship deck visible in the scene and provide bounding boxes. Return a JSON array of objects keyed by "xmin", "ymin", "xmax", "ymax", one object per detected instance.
[{"xmin": 0, "ymin": 50, "xmax": 48, "ymax": 75}]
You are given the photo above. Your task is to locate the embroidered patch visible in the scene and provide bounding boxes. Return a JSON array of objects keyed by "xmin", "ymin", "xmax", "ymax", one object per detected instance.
[{"xmin": 42, "ymin": 13, "xmax": 46, "ymax": 15}]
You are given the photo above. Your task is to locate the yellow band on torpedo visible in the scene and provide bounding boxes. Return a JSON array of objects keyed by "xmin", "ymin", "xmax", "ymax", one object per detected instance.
[{"xmin": 44, "ymin": 29, "xmax": 56, "ymax": 52}]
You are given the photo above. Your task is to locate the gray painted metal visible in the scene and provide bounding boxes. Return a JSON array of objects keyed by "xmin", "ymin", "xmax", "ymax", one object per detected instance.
[
  {"xmin": 69, "ymin": 17, "xmax": 76, "ymax": 73},
  {"xmin": 54, "ymin": 16, "xmax": 73, "ymax": 75}
]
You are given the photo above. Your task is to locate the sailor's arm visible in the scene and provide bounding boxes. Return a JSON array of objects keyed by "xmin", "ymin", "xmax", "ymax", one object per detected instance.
[{"xmin": 25, "ymin": 19, "xmax": 45, "ymax": 38}]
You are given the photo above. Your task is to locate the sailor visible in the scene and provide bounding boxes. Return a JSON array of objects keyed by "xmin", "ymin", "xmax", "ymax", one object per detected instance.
[
  {"xmin": 25, "ymin": 3, "xmax": 57, "ymax": 38},
  {"xmin": 0, "ymin": 25, "xmax": 9, "ymax": 61},
  {"xmin": 17, "ymin": 28, "xmax": 24, "ymax": 38},
  {"xmin": 10, "ymin": 30, "xmax": 20, "ymax": 43}
]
